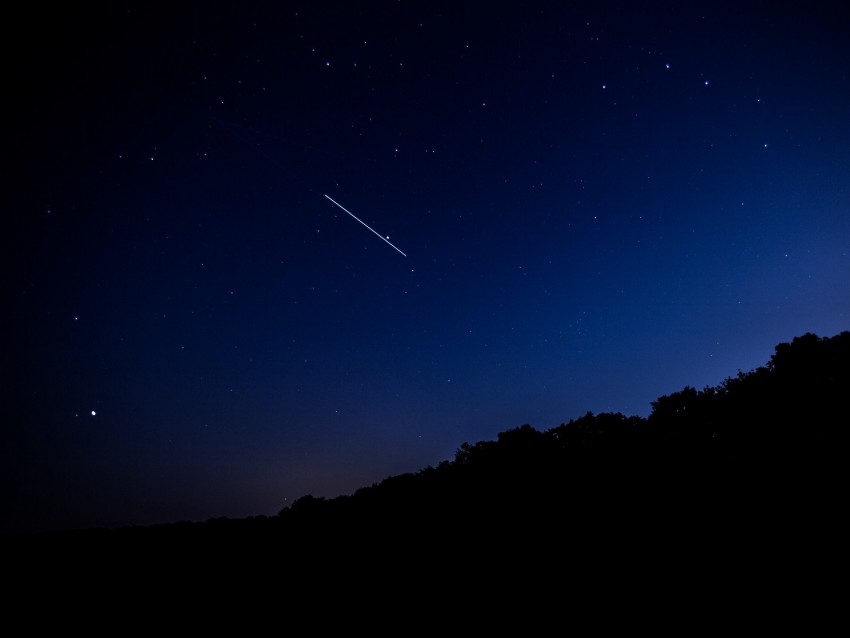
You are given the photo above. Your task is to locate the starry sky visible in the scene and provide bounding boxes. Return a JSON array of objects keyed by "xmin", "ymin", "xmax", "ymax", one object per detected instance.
[{"xmin": 4, "ymin": 1, "xmax": 849, "ymax": 534}]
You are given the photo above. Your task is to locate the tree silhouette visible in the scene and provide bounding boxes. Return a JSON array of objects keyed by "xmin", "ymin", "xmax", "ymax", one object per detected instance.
[{"xmin": 7, "ymin": 330, "xmax": 847, "ymax": 592}]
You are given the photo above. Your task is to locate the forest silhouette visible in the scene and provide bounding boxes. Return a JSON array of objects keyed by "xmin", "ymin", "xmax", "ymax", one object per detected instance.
[{"xmin": 7, "ymin": 331, "xmax": 847, "ymax": 598}]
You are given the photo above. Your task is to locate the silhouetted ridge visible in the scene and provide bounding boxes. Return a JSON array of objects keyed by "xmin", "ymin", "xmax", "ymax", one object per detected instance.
[
  {"xmin": 11, "ymin": 331, "xmax": 848, "ymax": 550},
  {"xmin": 269, "ymin": 331, "xmax": 847, "ymax": 539}
]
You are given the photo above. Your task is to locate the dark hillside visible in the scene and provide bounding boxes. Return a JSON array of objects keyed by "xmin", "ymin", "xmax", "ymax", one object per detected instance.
[
  {"xmin": 274, "ymin": 331, "xmax": 847, "ymax": 533},
  {"xmin": 7, "ymin": 332, "xmax": 847, "ymax": 605}
]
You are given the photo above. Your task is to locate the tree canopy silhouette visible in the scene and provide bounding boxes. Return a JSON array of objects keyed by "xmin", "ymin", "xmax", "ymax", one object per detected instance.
[{"xmin": 9, "ymin": 331, "xmax": 847, "ymax": 573}]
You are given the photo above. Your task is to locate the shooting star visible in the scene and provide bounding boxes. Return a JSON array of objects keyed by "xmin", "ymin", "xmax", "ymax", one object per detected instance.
[{"xmin": 324, "ymin": 194, "xmax": 407, "ymax": 257}]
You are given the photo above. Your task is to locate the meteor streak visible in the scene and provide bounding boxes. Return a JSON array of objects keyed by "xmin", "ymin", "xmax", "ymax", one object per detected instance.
[{"xmin": 324, "ymin": 194, "xmax": 407, "ymax": 257}]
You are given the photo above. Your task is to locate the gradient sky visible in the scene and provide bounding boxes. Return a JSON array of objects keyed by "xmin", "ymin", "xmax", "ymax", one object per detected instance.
[{"xmin": 4, "ymin": 1, "xmax": 849, "ymax": 534}]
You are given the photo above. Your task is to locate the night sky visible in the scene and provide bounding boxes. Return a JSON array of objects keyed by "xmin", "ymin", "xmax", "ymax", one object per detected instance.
[{"xmin": 5, "ymin": 1, "xmax": 849, "ymax": 535}]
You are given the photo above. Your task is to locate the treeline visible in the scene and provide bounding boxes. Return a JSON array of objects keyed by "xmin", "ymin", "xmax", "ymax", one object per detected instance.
[
  {"xmin": 12, "ymin": 331, "xmax": 848, "ymax": 549},
  {"xmin": 10, "ymin": 332, "xmax": 845, "ymax": 634},
  {"xmin": 7, "ymin": 328, "xmax": 847, "ymax": 610},
  {"xmin": 277, "ymin": 331, "xmax": 847, "ymax": 531}
]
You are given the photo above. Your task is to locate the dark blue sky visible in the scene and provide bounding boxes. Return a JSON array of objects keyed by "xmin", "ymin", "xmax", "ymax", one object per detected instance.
[{"xmin": 5, "ymin": 1, "xmax": 849, "ymax": 534}]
